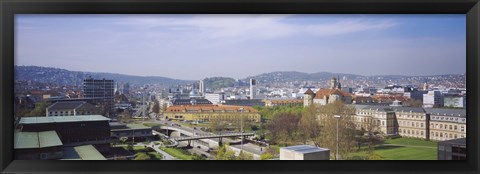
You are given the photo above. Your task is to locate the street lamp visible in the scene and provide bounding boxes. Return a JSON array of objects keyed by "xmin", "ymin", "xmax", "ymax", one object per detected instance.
[
  {"xmin": 240, "ymin": 107, "xmax": 244, "ymax": 152},
  {"xmin": 334, "ymin": 115, "xmax": 341, "ymax": 160}
]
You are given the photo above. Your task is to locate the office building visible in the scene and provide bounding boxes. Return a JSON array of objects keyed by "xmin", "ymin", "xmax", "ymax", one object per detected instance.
[
  {"xmin": 83, "ymin": 77, "xmax": 115, "ymax": 117},
  {"xmin": 204, "ymin": 93, "xmax": 225, "ymax": 104},
  {"xmin": 199, "ymin": 79, "xmax": 205, "ymax": 96},
  {"xmin": 443, "ymin": 94, "xmax": 466, "ymax": 108},
  {"xmin": 250, "ymin": 79, "xmax": 257, "ymax": 99},
  {"xmin": 423, "ymin": 91, "xmax": 444, "ymax": 108},
  {"xmin": 438, "ymin": 138, "xmax": 466, "ymax": 160}
]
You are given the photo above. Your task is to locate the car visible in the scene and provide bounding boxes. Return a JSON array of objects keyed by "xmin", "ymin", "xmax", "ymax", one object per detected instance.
[{"xmin": 197, "ymin": 146, "xmax": 201, "ymax": 149}]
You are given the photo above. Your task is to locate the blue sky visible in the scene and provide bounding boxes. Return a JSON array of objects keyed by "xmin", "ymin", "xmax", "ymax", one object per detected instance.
[{"xmin": 15, "ymin": 14, "xmax": 466, "ymax": 80}]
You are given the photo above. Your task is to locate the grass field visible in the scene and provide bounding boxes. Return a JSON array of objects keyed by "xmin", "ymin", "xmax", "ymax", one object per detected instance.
[
  {"xmin": 160, "ymin": 147, "xmax": 194, "ymax": 160},
  {"xmin": 122, "ymin": 146, "xmax": 163, "ymax": 160},
  {"xmin": 352, "ymin": 137, "xmax": 437, "ymax": 160}
]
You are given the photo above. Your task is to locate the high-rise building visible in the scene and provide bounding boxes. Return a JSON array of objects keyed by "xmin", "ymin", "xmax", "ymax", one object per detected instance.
[
  {"xmin": 199, "ymin": 79, "xmax": 205, "ymax": 96},
  {"xmin": 423, "ymin": 90, "xmax": 444, "ymax": 108},
  {"xmin": 250, "ymin": 79, "xmax": 256, "ymax": 99},
  {"xmin": 123, "ymin": 83, "xmax": 130, "ymax": 95},
  {"xmin": 83, "ymin": 77, "xmax": 115, "ymax": 117}
]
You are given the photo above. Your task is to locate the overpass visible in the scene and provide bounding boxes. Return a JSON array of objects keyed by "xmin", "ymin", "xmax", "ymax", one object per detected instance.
[{"xmin": 158, "ymin": 126, "xmax": 254, "ymax": 147}]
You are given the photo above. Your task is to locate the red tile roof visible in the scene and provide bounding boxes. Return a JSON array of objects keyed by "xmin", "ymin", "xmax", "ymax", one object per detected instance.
[{"xmin": 314, "ymin": 89, "xmax": 352, "ymax": 99}]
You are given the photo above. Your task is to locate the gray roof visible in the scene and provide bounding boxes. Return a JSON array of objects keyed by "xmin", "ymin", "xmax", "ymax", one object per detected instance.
[
  {"xmin": 424, "ymin": 108, "xmax": 466, "ymax": 117},
  {"xmin": 73, "ymin": 145, "xmax": 107, "ymax": 160},
  {"xmin": 438, "ymin": 138, "xmax": 466, "ymax": 146},
  {"xmin": 281, "ymin": 145, "xmax": 329, "ymax": 154},
  {"xmin": 47, "ymin": 101, "xmax": 93, "ymax": 110},
  {"xmin": 392, "ymin": 107, "xmax": 425, "ymax": 113},
  {"xmin": 14, "ymin": 131, "xmax": 63, "ymax": 149},
  {"xmin": 19, "ymin": 115, "xmax": 110, "ymax": 124}
]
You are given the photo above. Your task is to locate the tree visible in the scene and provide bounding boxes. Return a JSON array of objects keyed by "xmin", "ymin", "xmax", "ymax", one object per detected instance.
[
  {"xmin": 260, "ymin": 153, "xmax": 274, "ymax": 160},
  {"xmin": 152, "ymin": 101, "xmax": 161, "ymax": 117},
  {"xmin": 266, "ymin": 112, "xmax": 301, "ymax": 146},
  {"xmin": 24, "ymin": 100, "xmax": 50, "ymax": 117},
  {"xmin": 315, "ymin": 101, "xmax": 357, "ymax": 160},
  {"xmin": 215, "ymin": 144, "xmax": 237, "ymax": 160},
  {"xmin": 360, "ymin": 116, "xmax": 385, "ymax": 154},
  {"xmin": 192, "ymin": 154, "xmax": 206, "ymax": 160},
  {"xmin": 134, "ymin": 152, "xmax": 152, "ymax": 160},
  {"xmin": 404, "ymin": 99, "xmax": 423, "ymax": 107},
  {"xmin": 299, "ymin": 104, "xmax": 322, "ymax": 146},
  {"xmin": 117, "ymin": 109, "xmax": 132, "ymax": 123},
  {"xmin": 237, "ymin": 151, "xmax": 254, "ymax": 160}
]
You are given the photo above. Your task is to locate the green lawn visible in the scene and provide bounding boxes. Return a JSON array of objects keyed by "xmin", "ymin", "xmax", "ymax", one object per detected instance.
[
  {"xmin": 385, "ymin": 137, "xmax": 437, "ymax": 147},
  {"xmin": 123, "ymin": 146, "xmax": 163, "ymax": 160},
  {"xmin": 143, "ymin": 122, "xmax": 163, "ymax": 127},
  {"xmin": 160, "ymin": 147, "xmax": 194, "ymax": 160},
  {"xmin": 351, "ymin": 137, "xmax": 437, "ymax": 160}
]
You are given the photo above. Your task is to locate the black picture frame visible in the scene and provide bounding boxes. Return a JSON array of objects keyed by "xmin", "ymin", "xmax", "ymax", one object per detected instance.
[{"xmin": 1, "ymin": 0, "xmax": 479, "ymax": 174}]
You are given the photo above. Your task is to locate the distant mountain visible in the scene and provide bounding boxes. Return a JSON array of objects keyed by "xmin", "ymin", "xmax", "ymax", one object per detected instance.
[
  {"xmin": 203, "ymin": 77, "xmax": 236, "ymax": 89},
  {"xmin": 244, "ymin": 71, "xmax": 364, "ymax": 83},
  {"xmin": 14, "ymin": 66, "xmax": 193, "ymax": 86}
]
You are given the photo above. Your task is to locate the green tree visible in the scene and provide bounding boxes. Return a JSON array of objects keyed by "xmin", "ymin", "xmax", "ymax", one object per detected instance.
[
  {"xmin": 152, "ymin": 101, "xmax": 161, "ymax": 116},
  {"xmin": 266, "ymin": 112, "xmax": 301, "ymax": 146},
  {"xmin": 260, "ymin": 153, "xmax": 274, "ymax": 160},
  {"xmin": 215, "ymin": 144, "xmax": 237, "ymax": 160},
  {"xmin": 299, "ymin": 104, "xmax": 322, "ymax": 146},
  {"xmin": 24, "ymin": 100, "xmax": 50, "ymax": 117},
  {"xmin": 134, "ymin": 152, "xmax": 152, "ymax": 160},
  {"xmin": 237, "ymin": 151, "xmax": 254, "ymax": 160}
]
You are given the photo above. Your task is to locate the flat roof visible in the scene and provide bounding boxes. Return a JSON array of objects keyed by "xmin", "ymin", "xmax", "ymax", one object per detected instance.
[
  {"xmin": 281, "ymin": 145, "xmax": 329, "ymax": 154},
  {"xmin": 73, "ymin": 145, "xmax": 107, "ymax": 160},
  {"xmin": 111, "ymin": 124, "xmax": 151, "ymax": 131},
  {"xmin": 439, "ymin": 138, "xmax": 466, "ymax": 146},
  {"xmin": 19, "ymin": 115, "xmax": 110, "ymax": 124},
  {"xmin": 14, "ymin": 131, "xmax": 63, "ymax": 149}
]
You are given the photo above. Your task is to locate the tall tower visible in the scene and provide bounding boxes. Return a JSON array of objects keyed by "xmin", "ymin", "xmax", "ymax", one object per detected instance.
[
  {"xmin": 303, "ymin": 88, "xmax": 315, "ymax": 107},
  {"xmin": 423, "ymin": 79, "xmax": 428, "ymax": 91},
  {"xmin": 330, "ymin": 76, "xmax": 338, "ymax": 89},
  {"xmin": 199, "ymin": 79, "xmax": 205, "ymax": 96},
  {"xmin": 83, "ymin": 77, "xmax": 115, "ymax": 117},
  {"xmin": 250, "ymin": 79, "xmax": 257, "ymax": 99},
  {"xmin": 337, "ymin": 75, "xmax": 342, "ymax": 89}
]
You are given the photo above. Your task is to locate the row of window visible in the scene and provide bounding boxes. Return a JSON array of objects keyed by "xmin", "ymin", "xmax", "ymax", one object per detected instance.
[
  {"xmin": 430, "ymin": 131, "xmax": 465, "ymax": 139},
  {"xmin": 399, "ymin": 129, "xmax": 424, "ymax": 136},
  {"xmin": 430, "ymin": 123, "xmax": 465, "ymax": 132},
  {"xmin": 399, "ymin": 121, "xmax": 424, "ymax": 128}
]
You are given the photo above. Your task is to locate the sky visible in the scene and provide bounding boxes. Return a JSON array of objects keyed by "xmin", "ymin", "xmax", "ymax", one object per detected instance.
[{"xmin": 15, "ymin": 14, "xmax": 466, "ymax": 80}]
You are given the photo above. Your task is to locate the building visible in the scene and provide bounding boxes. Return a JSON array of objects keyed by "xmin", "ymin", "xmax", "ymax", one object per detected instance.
[
  {"xmin": 17, "ymin": 115, "xmax": 113, "ymax": 149},
  {"xmin": 62, "ymin": 145, "xmax": 107, "ymax": 160},
  {"xmin": 280, "ymin": 145, "xmax": 330, "ymax": 160},
  {"xmin": 14, "ymin": 131, "xmax": 63, "ymax": 160},
  {"xmin": 172, "ymin": 98, "xmax": 213, "ymax": 105},
  {"xmin": 443, "ymin": 94, "xmax": 466, "ymax": 108},
  {"xmin": 438, "ymin": 138, "xmax": 466, "ymax": 160},
  {"xmin": 423, "ymin": 90, "xmax": 444, "ymax": 108},
  {"xmin": 204, "ymin": 93, "xmax": 226, "ymax": 105},
  {"xmin": 110, "ymin": 122, "xmax": 153, "ymax": 141},
  {"xmin": 352, "ymin": 105, "xmax": 466, "ymax": 141},
  {"xmin": 15, "ymin": 115, "xmax": 114, "ymax": 160},
  {"xmin": 353, "ymin": 105, "xmax": 398, "ymax": 136},
  {"xmin": 311, "ymin": 89, "xmax": 352, "ymax": 106},
  {"xmin": 123, "ymin": 83, "xmax": 130, "ymax": 95},
  {"xmin": 46, "ymin": 101, "xmax": 100, "ymax": 117},
  {"xmin": 164, "ymin": 105, "xmax": 261, "ymax": 122},
  {"xmin": 250, "ymin": 79, "xmax": 257, "ymax": 99},
  {"xmin": 222, "ymin": 99, "xmax": 265, "ymax": 107},
  {"xmin": 199, "ymin": 80, "xmax": 205, "ymax": 96},
  {"xmin": 83, "ymin": 77, "xmax": 115, "ymax": 117},
  {"xmin": 264, "ymin": 99, "xmax": 303, "ymax": 107},
  {"xmin": 426, "ymin": 108, "xmax": 466, "ymax": 141}
]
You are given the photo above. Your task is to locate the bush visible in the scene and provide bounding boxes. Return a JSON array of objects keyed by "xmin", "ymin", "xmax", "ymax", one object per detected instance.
[{"xmin": 135, "ymin": 152, "xmax": 152, "ymax": 160}]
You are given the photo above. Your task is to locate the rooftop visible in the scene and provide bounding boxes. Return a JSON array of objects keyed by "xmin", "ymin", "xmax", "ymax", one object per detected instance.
[
  {"xmin": 73, "ymin": 145, "xmax": 107, "ymax": 160},
  {"xmin": 19, "ymin": 115, "xmax": 110, "ymax": 124},
  {"xmin": 47, "ymin": 101, "xmax": 93, "ymax": 110},
  {"xmin": 165, "ymin": 105, "xmax": 259, "ymax": 113},
  {"xmin": 14, "ymin": 131, "xmax": 63, "ymax": 149},
  {"xmin": 281, "ymin": 145, "xmax": 329, "ymax": 154},
  {"xmin": 111, "ymin": 124, "xmax": 151, "ymax": 131},
  {"xmin": 438, "ymin": 138, "xmax": 466, "ymax": 146},
  {"xmin": 425, "ymin": 108, "xmax": 466, "ymax": 117}
]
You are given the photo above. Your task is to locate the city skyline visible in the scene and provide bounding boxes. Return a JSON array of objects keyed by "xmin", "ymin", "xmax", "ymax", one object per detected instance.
[{"xmin": 16, "ymin": 14, "xmax": 466, "ymax": 79}]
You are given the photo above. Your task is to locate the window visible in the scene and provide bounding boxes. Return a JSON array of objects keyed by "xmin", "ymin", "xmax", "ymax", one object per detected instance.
[
  {"xmin": 416, "ymin": 122, "xmax": 419, "ymax": 127},
  {"xmin": 408, "ymin": 130, "xmax": 410, "ymax": 134},
  {"xmin": 449, "ymin": 125, "xmax": 452, "ymax": 130},
  {"xmin": 454, "ymin": 134, "xmax": 458, "ymax": 138},
  {"xmin": 421, "ymin": 123, "xmax": 424, "ymax": 128},
  {"xmin": 440, "ymin": 124, "xmax": 443, "ymax": 129},
  {"xmin": 435, "ymin": 132, "xmax": 438, "ymax": 137},
  {"xmin": 40, "ymin": 153, "xmax": 48, "ymax": 160},
  {"xmin": 421, "ymin": 131, "xmax": 424, "ymax": 136},
  {"xmin": 461, "ymin": 126, "xmax": 465, "ymax": 132},
  {"xmin": 440, "ymin": 133, "xmax": 443, "ymax": 137},
  {"xmin": 454, "ymin": 125, "xmax": 458, "ymax": 130}
]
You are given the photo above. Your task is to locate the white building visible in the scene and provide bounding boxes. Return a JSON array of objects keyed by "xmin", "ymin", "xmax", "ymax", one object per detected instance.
[
  {"xmin": 199, "ymin": 80, "xmax": 205, "ymax": 96},
  {"xmin": 423, "ymin": 91, "xmax": 444, "ymax": 108},
  {"xmin": 443, "ymin": 94, "xmax": 466, "ymax": 108},
  {"xmin": 204, "ymin": 93, "xmax": 225, "ymax": 104},
  {"xmin": 250, "ymin": 79, "xmax": 257, "ymax": 99},
  {"xmin": 280, "ymin": 145, "xmax": 330, "ymax": 160}
]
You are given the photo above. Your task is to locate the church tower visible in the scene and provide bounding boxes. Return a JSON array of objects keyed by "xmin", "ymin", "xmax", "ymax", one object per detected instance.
[{"xmin": 304, "ymin": 88, "xmax": 315, "ymax": 107}]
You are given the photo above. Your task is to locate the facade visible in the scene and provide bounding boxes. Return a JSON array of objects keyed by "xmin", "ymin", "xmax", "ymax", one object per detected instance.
[
  {"xmin": 423, "ymin": 90, "xmax": 444, "ymax": 108},
  {"xmin": 264, "ymin": 99, "xmax": 303, "ymax": 107},
  {"xmin": 83, "ymin": 77, "xmax": 115, "ymax": 117},
  {"xmin": 110, "ymin": 122, "xmax": 153, "ymax": 141},
  {"xmin": 164, "ymin": 105, "xmax": 261, "ymax": 122},
  {"xmin": 172, "ymin": 98, "xmax": 213, "ymax": 105},
  {"xmin": 280, "ymin": 145, "xmax": 330, "ymax": 160},
  {"xmin": 352, "ymin": 105, "xmax": 466, "ymax": 141},
  {"xmin": 222, "ymin": 99, "xmax": 265, "ymax": 107},
  {"xmin": 443, "ymin": 94, "xmax": 466, "ymax": 108},
  {"xmin": 311, "ymin": 89, "xmax": 353, "ymax": 106},
  {"xmin": 204, "ymin": 93, "xmax": 225, "ymax": 105},
  {"xmin": 426, "ymin": 108, "xmax": 466, "ymax": 141},
  {"xmin": 18, "ymin": 115, "xmax": 113, "ymax": 147},
  {"xmin": 46, "ymin": 101, "xmax": 99, "ymax": 117},
  {"xmin": 438, "ymin": 138, "xmax": 466, "ymax": 160}
]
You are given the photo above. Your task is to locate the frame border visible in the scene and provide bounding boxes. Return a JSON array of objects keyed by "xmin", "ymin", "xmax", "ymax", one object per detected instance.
[{"xmin": 1, "ymin": 0, "xmax": 479, "ymax": 174}]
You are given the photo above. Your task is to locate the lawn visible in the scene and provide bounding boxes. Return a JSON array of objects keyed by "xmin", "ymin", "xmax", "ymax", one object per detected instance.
[
  {"xmin": 351, "ymin": 137, "xmax": 437, "ymax": 160},
  {"xmin": 122, "ymin": 146, "xmax": 163, "ymax": 160},
  {"xmin": 160, "ymin": 147, "xmax": 194, "ymax": 160},
  {"xmin": 385, "ymin": 137, "xmax": 437, "ymax": 147}
]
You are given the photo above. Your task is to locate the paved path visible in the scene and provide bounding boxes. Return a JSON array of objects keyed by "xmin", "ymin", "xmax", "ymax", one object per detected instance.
[{"xmin": 134, "ymin": 142, "xmax": 178, "ymax": 160}]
